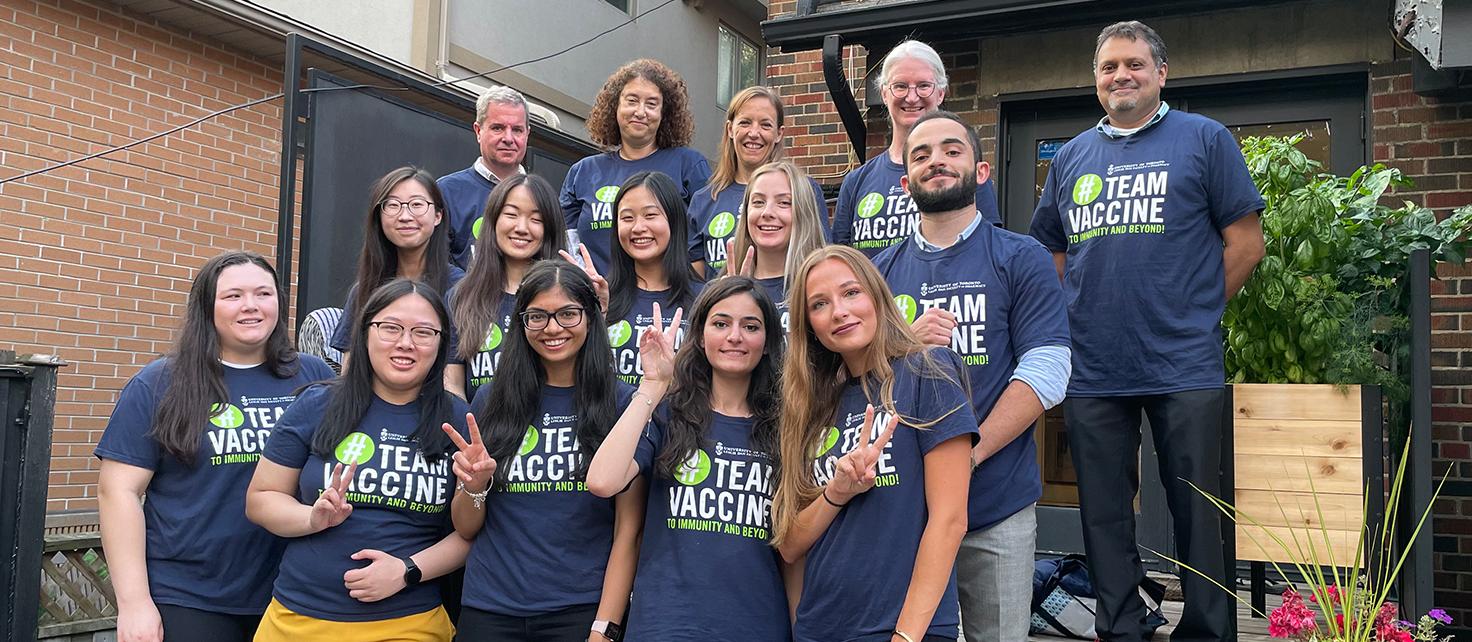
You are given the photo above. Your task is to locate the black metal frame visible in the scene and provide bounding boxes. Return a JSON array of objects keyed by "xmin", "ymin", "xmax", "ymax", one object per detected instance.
[
  {"xmin": 1402, "ymin": 248, "xmax": 1433, "ymax": 620},
  {"xmin": 822, "ymin": 35, "xmax": 868, "ymax": 163},
  {"xmin": 0, "ymin": 352, "xmax": 62, "ymax": 642}
]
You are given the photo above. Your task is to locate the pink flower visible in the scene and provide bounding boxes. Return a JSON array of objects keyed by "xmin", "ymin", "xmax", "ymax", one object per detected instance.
[{"xmin": 1268, "ymin": 590, "xmax": 1318, "ymax": 638}]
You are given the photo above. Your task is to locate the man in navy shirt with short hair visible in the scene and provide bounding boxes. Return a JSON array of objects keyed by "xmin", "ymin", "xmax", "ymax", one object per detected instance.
[
  {"xmin": 1029, "ymin": 21, "xmax": 1266, "ymax": 642},
  {"xmin": 874, "ymin": 110, "xmax": 1072, "ymax": 642},
  {"xmin": 438, "ymin": 85, "xmax": 530, "ymax": 269}
]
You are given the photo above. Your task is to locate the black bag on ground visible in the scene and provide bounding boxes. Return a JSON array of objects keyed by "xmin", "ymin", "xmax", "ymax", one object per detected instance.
[{"xmin": 1029, "ymin": 554, "xmax": 1168, "ymax": 639}]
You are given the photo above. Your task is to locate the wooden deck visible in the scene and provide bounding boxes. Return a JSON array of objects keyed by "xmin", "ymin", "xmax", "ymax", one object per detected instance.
[{"xmin": 1026, "ymin": 589, "xmax": 1280, "ymax": 641}]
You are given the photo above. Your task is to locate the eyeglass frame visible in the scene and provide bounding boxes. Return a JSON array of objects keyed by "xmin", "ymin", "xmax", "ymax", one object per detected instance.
[
  {"xmin": 379, "ymin": 198, "xmax": 437, "ymax": 217},
  {"xmin": 368, "ymin": 320, "xmax": 443, "ymax": 347},
  {"xmin": 885, "ymin": 81, "xmax": 939, "ymax": 99},
  {"xmin": 519, "ymin": 306, "xmax": 586, "ymax": 331}
]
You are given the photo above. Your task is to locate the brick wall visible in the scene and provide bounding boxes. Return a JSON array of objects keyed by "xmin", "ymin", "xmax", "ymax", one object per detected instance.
[
  {"xmin": 0, "ymin": 0, "xmax": 285, "ymax": 513},
  {"xmin": 1371, "ymin": 57, "xmax": 1472, "ymax": 623}
]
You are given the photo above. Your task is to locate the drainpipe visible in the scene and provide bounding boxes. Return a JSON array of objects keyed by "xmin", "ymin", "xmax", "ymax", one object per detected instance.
[{"xmin": 822, "ymin": 34, "xmax": 867, "ymax": 164}]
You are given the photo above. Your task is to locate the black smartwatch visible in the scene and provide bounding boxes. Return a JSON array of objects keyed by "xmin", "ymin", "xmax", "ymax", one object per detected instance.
[
  {"xmin": 401, "ymin": 556, "xmax": 422, "ymax": 585},
  {"xmin": 591, "ymin": 619, "xmax": 623, "ymax": 641}
]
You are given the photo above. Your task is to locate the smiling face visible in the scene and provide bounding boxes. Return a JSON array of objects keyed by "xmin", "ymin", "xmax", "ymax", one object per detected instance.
[
  {"xmin": 213, "ymin": 263, "xmax": 279, "ymax": 362},
  {"xmin": 474, "ymin": 101, "xmax": 529, "ymax": 176},
  {"xmin": 746, "ymin": 170, "xmax": 794, "ymax": 252},
  {"xmin": 366, "ymin": 293, "xmax": 442, "ymax": 400},
  {"xmin": 804, "ymin": 258, "xmax": 877, "ymax": 359},
  {"xmin": 616, "ymin": 185, "xmax": 671, "ymax": 266},
  {"xmin": 380, "ymin": 178, "xmax": 442, "ymax": 251},
  {"xmin": 1094, "ymin": 36, "xmax": 1167, "ymax": 126},
  {"xmin": 901, "ymin": 117, "xmax": 988, "ymax": 213},
  {"xmin": 524, "ymin": 285, "xmax": 587, "ymax": 369},
  {"xmin": 702, "ymin": 292, "xmax": 766, "ymax": 378},
  {"xmin": 883, "ymin": 56, "xmax": 946, "ymax": 135},
  {"xmin": 494, "ymin": 184, "xmax": 545, "ymax": 262},
  {"xmin": 616, "ymin": 76, "xmax": 664, "ymax": 149},
  {"xmin": 727, "ymin": 96, "xmax": 781, "ymax": 172}
]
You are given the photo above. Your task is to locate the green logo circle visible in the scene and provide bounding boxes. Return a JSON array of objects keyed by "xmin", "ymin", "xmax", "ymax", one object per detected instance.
[
  {"xmin": 1071, "ymin": 174, "xmax": 1104, "ymax": 206},
  {"xmin": 814, "ymin": 426, "xmax": 840, "ymax": 458},
  {"xmin": 708, "ymin": 211, "xmax": 737, "ymax": 238},
  {"xmin": 856, "ymin": 192, "xmax": 886, "ymax": 219},
  {"xmin": 608, "ymin": 320, "xmax": 633, "ymax": 347},
  {"xmin": 595, "ymin": 185, "xmax": 620, "ymax": 203},
  {"xmin": 675, "ymin": 450, "xmax": 712, "ymax": 486},
  {"xmin": 517, "ymin": 425, "xmax": 539, "ymax": 456},
  {"xmin": 209, "ymin": 403, "xmax": 244, "ymax": 429},
  {"xmin": 472, "ymin": 216, "xmax": 484, "ymax": 239},
  {"xmin": 481, "ymin": 325, "xmax": 503, "ymax": 351},
  {"xmin": 334, "ymin": 432, "xmax": 376, "ymax": 465},
  {"xmin": 894, "ymin": 294, "xmax": 918, "ymax": 324}
]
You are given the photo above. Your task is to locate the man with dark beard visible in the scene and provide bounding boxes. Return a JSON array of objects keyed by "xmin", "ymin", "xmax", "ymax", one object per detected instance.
[{"xmin": 873, "ymin": 110, "xmax": 1071, "ymax": 642}]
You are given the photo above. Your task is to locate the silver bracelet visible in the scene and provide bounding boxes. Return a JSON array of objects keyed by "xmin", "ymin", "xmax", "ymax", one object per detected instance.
[
  {"xmin": 457, "ymin": 481, "xmax": 490, "ymax": 509},
  {"xmin": 631, "ymin": 390, "xmax": 656, "ymax": 409}
]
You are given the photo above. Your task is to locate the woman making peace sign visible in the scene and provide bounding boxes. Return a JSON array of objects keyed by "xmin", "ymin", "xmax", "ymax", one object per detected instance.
[{"xmin": 771, "ymin": 246, "xmax": 977, "ymax": 642}]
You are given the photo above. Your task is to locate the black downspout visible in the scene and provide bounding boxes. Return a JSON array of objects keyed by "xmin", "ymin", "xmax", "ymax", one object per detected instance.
[
  {"xmin": 274, "ymin": 33, "xmax": 304, "ymax": 304},
  {"xmin": 822, "ymin": 34, "xmax": 867, "ymax": 164}
]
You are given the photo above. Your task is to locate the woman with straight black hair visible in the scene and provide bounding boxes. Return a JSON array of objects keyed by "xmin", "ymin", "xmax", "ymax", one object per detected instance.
[
  {"xmin": 97, "ymin": 251, "xmax": 334, "ymax": 642},
  {"xmin": 601, "ymin": 170, "xmax": 703, "ymax": 387},
  {"xmin": 444, "ymin": 260, "xmax": 642, "ymax": 642},
  {"xmin": 330, "ymin": 166, "xmax": 464, "ymax": 359},
  {"xmin": 248, "ymin": 278, "xmax": 471, "ymax": 641},
  {"xmin": 587, "ymin": 276, "xmax": 791, "ymax": 641},
  {"xmin": 446, "ymin": 173, "xmax": 567, "ymax": 400}
]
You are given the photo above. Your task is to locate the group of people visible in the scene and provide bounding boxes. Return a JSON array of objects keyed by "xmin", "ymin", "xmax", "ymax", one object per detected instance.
[{"xmin": 95, "ymin": 19, "xmax": 1266, "ymax": 642}]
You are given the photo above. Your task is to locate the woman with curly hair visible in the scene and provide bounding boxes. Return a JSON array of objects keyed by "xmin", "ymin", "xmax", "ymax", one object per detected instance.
[{"xmin": 560, "ymin": 59, "xmax": 711, "ymax": 273}]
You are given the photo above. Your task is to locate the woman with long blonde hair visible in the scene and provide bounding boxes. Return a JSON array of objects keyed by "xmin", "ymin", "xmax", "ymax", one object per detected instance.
[
  {"xmin": 723, "ymin": 160, "xmax": 828, "ymax": 333},
  {"xmin": 771, "ymin": 245, "xmax": 976, "ymax": 642}
]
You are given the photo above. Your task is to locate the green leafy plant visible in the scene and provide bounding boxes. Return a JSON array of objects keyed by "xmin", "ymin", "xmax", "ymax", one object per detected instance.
[{"xmin": 1226, "ymin": 135, "xmax": 1472, "ymax": 439}]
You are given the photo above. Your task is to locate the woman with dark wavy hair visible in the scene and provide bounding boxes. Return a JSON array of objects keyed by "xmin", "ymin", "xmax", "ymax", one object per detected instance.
[
  {"xmin": 446, "ymin": 260, "xmax": 642, "ymax": 642},
  {"xmin": 586, "ymin": 276, "xmax": 791, "ymax": 641},
  {"xmin": 445, "ymin": 173, "xmax": 567, "ymax": 400},
  {"xmin": 560, "ymin": 58, "xmax": 710, "ymax": 273},
  {"xmin": 97, "ymin": 251, "xmax": 334, "ymax": 642}
]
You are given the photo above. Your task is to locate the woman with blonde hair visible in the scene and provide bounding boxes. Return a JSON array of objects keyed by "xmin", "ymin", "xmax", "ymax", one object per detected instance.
[
  {"xmin": 771, "ymin": 245, "xmax": 976, "ymax": 642},
  {"xmin": 722, "ymin": 160, "xmax": 828, "ymax": 333},
  {"xmin": 691, "ymin": 87, "xmax": 828, "ymax": 276}
]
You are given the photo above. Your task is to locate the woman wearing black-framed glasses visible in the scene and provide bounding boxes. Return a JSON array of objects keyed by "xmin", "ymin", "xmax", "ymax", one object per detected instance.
[{"xmin": 447, "ymin": 260, "xmax": 643, "ymax": 642}]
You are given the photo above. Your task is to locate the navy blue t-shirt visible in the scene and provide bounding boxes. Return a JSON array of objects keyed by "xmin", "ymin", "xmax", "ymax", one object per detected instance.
[
  {"xmin": 461, "ymin": 383, "xmax": 636, "ymax": 616},
  {"xmin": 328, "ymin": 266, "xmax": 466, "ymax": 353},
  {"xmin": 437, "ymin": 164, "xmax": 504, "ymax": 270},
  {"xmin": 609, "ymin": 285, "xmax": 701, "ymax": 386},
  {"xmin": 754, "ymin": 275, "xmax": 792, "ymax": 337},
  {"xmin": 795, "ymin": 350, "xmax": 977, "ymax": 642},
  {"xmin": 559, "ymin": 148, "xmax": 711, "ymax": 273},
  {"xmin": 688, "ymin": 178, "xmax": 830, "ymax": 273},
  {"xmin": 832, "ymin": 154, "xmax": 1001, "ymax": 257},
  {"xmin": 447, "ymin": 285, "xmax": 516, "ymax": 401},
  {"xmin": 626, "ymin": 412, "xmax": 789, "ymax": 641},
  {"xmin": 263, "ymin": 385, "xmax": 470, "ymax": 622},
  {"xmin": 874, "ymin": 222, "xmax": 1070, "ymax": 530},
  {"xmin": 1028, "ymin": 110, "xmax": 1264, "ymax": 396},
  {"xmin": 94, "ymin": 356, "xmax": 335, "ymax": 614}
]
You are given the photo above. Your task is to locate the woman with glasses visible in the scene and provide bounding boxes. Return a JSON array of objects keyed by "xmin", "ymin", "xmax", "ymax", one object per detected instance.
[
  {"xmin": 586, "ymin": 277, "xmax": 792, "ymax": 641},
  {"xmin": 830, "ymin": 40, "xmax": 1001, "ymax": 257},
  {"xmin": 447, "ymin": 260, "xmax": 642, "ymax": 642},
  {"xmin": 689, "ymin": 86, "xmax": 827, "ymax": 277},
  {"xmin": 446, "ymin": 174, "xmax": 567, "ymax": 401},
  {"xmin": 331, "ymin": 167, "xmax": 464, "ymax": 364},
  {"xmin": 561, "ymin": 59, "xmax": 710, "ymax": 273},
  {"xmin": 97, "ymin": 251, "xmax": 335, "ymax": 642},
  {"xmin": 722, "ymin": 161, "xmax": 829, "ymax": 335},
  {"xmin": 770, "ymin": 246, "xmax": 975, "ymax": 642},
  {"xmin": 603, "ymin": 171, "xmax": 703, "ymax": 387},
  {"xmin": 247, "ymin": 278, "xmax": 472, "ymax": 641}
]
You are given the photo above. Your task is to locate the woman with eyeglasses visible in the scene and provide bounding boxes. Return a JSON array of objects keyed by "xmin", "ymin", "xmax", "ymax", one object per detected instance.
[
  {"xmin": 690, "ymin": 86, "xmax": 828, "ymax": 277},
  {"xmin": 446, "ymin": 260, "xmax": 642, "ymax": 642},
  {"xmin": 722, "ymin": 161, "xmax": 829, "ymax": 335},
  {"xmin": 247, "ymin": 278, "xmax": 472, "ymax": 641},
  {"xmin": 586, "ymin": 277, "xmax": 792, "ymax": 641},
  {"xmin": 561, "ymin": 59, "xmax": 710, "ymax": 274},
  {"xmin": 771, "ymin": 246, "xmax": 976, "ymax": 642},
  {"xmin": 830, "ymin": 40, "xmax": 1001, "ymax": 257},
  {"xmin": 599, "ymin": 171, "xmax": 703, "ymax": 387},
  {"xmin": 331, "ymin": 167, "xmax": 464, "ymax": 365},
  {"xmin": 445, "ymin": 174, "xmax": 567, "ymax": 401},
  {"xmin": 96, "ymin": 251, "xmax": 335, "ymax": 642}
]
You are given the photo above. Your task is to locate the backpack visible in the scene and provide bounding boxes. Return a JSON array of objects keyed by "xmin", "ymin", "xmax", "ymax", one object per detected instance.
[{"xmin": 1029, "ymin": 554, "xmax": 1168, "ymax": 639}]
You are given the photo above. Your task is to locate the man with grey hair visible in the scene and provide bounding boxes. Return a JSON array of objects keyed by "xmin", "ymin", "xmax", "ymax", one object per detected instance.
[
  {"xmin": 1030, "ymin": 20, "xmax": 1265, "ymax": 641},
  {"xmin": 439, "ymin": 85, "xmax": 530, "ymax": 269}
]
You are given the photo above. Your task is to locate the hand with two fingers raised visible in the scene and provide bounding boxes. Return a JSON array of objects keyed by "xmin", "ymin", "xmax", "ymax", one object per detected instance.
[
  {"xmin": 442, "ymin": 414, "xmax": 496, "ymax": 493},
  {"xmin": 308, "ymin": 462, "xmax": 356, "ymax": 533},
  {"xmin": 824, "ymin": 404, "xmax": 900, "ymax": 506},
  {"xmin": 560, "ymin": 244, "xmax": 609, "ymax": 311},
  {"xmin": 724, "ymin": 239, "xmax": 756, "ymax": 278},
  {"xmin": 343, "ymin": 549, "xmax": 407, "ymax": 602},
  {"xmin": 637, "ymin": 302, "xmax": 684, "ymax": 387}
]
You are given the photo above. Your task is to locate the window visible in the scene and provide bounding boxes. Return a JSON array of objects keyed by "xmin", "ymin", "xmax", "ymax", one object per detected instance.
[
  {"xmin": 602, "ymin": 0, "xmax": 629, "ymax": 12},
  {"xmin": 718, "ymin": 25, "xmax": 761, "ymax": 106}
]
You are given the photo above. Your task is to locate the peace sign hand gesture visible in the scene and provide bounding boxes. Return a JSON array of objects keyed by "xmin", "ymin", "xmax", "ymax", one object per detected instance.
[
  {"xmin": 442, "ymin": 413, "xmax": 496, "ymax": 493},
  {"xmin": 560, "ymin": 244, "xmax": 609, "ymax": 312},
  {"xmin": 826, "ymin": 404, "xmax": 899, "ymax": 505},
  {"xmin": 309, "ymin": 462, "xmax": 356, "ymax": 532},
  {"xmin": 724, "ymin": 239, "xmax": 756, "ymax": 278},
  {"xmin": 638, "ymin": 302, "xmax": 684, "ymax": 386}
]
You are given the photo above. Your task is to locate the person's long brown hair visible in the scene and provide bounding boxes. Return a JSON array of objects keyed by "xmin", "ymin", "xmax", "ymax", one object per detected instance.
[
  {"xmin": 725, "ymin": 161, "xmax": 827, "ymax": 288},
  {"xmin": 706, "ymin": 86, "xmax": 786, "ymax": 200}
]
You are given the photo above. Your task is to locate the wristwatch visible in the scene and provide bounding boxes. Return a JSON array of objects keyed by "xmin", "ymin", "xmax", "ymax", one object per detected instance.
[
  {"xmin": 401, "ymin": 556, "xmax": 422, "ymax": 585},
  {"xmin": 591, "ymin": 619, "xmax": 623, "ymax": 641}
]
